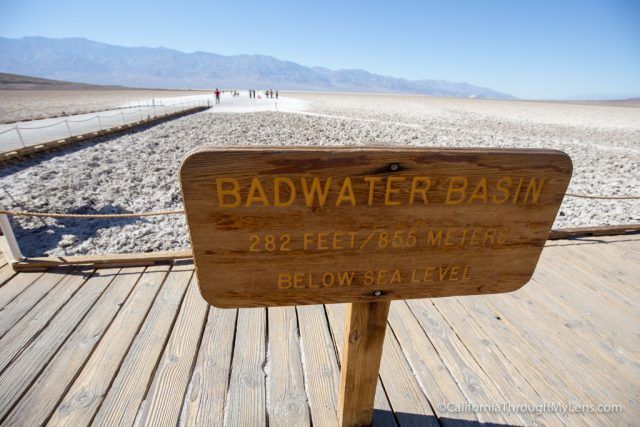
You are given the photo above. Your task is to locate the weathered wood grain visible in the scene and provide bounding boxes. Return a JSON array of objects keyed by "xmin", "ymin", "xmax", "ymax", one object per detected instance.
[
  {"xmin": 0, "ymin": 270, "xmax": 43, "ymax": 309},
  {"xmin": 337, "ymin": 302, "xmax": 390, "ymax": 426},
  {"xmin": 267, "ymin": 306, "xmax": 310, "ymax": 426},
  {"xmin": 537, "ymin": 252, "xmax": 639, "ymax": 357},
  {"xmin": 324, "ymin": 304, "xmax": 397, "ymax": 427},
  {"xmin": 138, "ymin": 275, "xmax": 208, "ymax": 426},
  {"xmin": 181, "ymin": 305, "xmax": 237, "ymax": 426},
  {"xmin": 386, "ymin": 301, "xmax": 480, "ymax": 426},
  {"xmin": 457, "ymin": 295, "xmax": 616, "ymax": 425},
  {"xmin": 0, "ymin": 267, "xmax": 120, "ymax": 421},
  {"xmin": 0, "ymin": 264, "xmax": 17, "ymax": 287},
  {"xmin": 406, "ymin": 299, "xmax": 526, "ymax": 425},
  {"xmin": 0, "ymin": 235, "xmax": 633, "ymax": 425},
  {"xmin": 180, "ymin": 147, "xmax": 572, "ymax": 307},
  {"xmin": 3, "ymin": 267, "xmax": 144, "ymax": 426},
  {"xmin": 326, "ymin": 302, "xmax": 438, "ymax": 427},
  {"xmin": 0, "ymin": 266, "xmax": 93, "ymax": 373},
  {"xmin": 0, "ymin": 268, "xmax": 66, "ymax": 337},
  {"xmin": 47, "ymin": 264, "xmax": 169, "ymax": 427},
  {"xmin": 296, "ymin": 305, "xmax": 340, "ymax": 426},
  {"xmin": 223, "ymin": 307, "xmax": 267, "ymax": 426},
  {"xmin": 91, "ymin": 263, "xmax": 193, "ymax": 426},
  {"xmin": 486, "ymin": 291, "xmax": 637, "ymax": 413},
  {"xmin": 432, "ymin": 296, "xmax": 567, "ymax": 425}
]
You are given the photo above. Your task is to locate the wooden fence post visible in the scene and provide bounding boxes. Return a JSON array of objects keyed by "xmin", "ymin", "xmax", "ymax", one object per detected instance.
[
  {"xmin": 339, "ymin": 301, "xmax": 390, "ymax": 426},
  {"xmin": 0, "ymin": 214, "xmax": 24, "ymax": 265}
]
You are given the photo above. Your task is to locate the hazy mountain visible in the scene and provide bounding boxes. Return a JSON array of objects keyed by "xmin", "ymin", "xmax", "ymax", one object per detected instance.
[
  {"xmin": 0, "ymin": 36, "xmax": 514, "ymax": 99},
  {"xmin": 0, "ymin": 72, "xmax": 126, "ymax": 90}
]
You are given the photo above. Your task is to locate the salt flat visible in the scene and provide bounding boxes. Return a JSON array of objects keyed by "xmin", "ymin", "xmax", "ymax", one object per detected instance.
[
  {"xmin": 0, "ymin": 89, "xmax": 213, "ymax": 123},
  {"xmin": 0, "ymin": 91, "xmax": 638, "ymax": 256}
]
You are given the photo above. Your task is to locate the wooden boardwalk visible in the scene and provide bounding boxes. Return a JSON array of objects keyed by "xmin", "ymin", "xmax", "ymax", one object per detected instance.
[{"xmin": 0, "ymin": 235, "xmax": 637, "ymax": 426}]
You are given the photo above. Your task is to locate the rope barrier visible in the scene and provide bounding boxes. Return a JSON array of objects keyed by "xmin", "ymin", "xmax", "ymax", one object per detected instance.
[
  {"xmin": 66, "ymin": 116, "xmax": 100, "ymax": 123},
  {"xmin": 565, "ymin": 193, "xmax": 640, "ymax": 200},
  {"xmin": 18, "ymin": 120, "xmax": 68, "ymax": 130},
  {"xmin": 0, "ymin": 127, "xmax": 18, "ymax": 136},
  {"xmin": 0, "ymin": 209, "xmax": 184, "ymax": 218}
]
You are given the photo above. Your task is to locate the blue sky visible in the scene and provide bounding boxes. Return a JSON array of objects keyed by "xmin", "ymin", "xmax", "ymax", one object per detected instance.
[{"xmin": 1, "ymin": 0, "xmax": 638, "ymax": 99}]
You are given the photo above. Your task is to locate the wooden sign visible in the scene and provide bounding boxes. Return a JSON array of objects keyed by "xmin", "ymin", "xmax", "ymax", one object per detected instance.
[{"xmin": 180, "ymin": 147, "xmax": 572, "ymax": 308}]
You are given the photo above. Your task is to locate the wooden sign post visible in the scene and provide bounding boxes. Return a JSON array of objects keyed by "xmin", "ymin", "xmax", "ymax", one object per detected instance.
[{"xmin": 180, "ymin": 147, "xmax": 572, "ymax": 426}]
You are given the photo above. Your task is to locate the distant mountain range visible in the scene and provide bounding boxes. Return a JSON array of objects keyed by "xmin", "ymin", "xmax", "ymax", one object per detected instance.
[
  {"xmin": 0, "ymin": 72, "xmax": 126, "ymax": 90},
  {"xmin": 0, "ymin": 36, "xmax": 514, "ymax": 99}
]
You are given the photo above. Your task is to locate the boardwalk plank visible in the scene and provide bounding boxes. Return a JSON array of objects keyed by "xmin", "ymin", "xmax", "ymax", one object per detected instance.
[
  {"xmin": 486, "ymin": 292, "xmax": 637, "ymax": 418},
  {"xmin": 267, "ymin": 306, "xmax": 310, "ymax": 426},
  {"xmin": 47, "ymin": 264, "xmax": 169, "ymax": 427},
  {"xmin": 0, "ymin": 267, "xmax": 119, "ymax": 421},
  {"xmin": 386, "ymin": 301, "xmax": 480, "ymax": 426},
  {"xmin": 526, "ymin": 279, "xmax": 640, "ymax": 372},
  {"xmin": 138, "ymin": 276, "xmax": 209, "ymax": 426},
  {"xmin": 432, "ymin": 296, "xmax": 567, "ymax": 425},
  {"xmin": 0, "ymin": 236, "xmax": 633, "ymax": 425},
  {"xmin": 296, "ymin": 305, "xmax": 340, "ymax": 427},
  {"xmin": 535, "ymin": 255, "xmax": 639, "ymax": 357},
  {"xmin": 3, "ymin": 267, "xmax": 143, "ymax": 426},
  {"xmin": 0, "ymin": 270, "xmax": 43, "ymax": 310},
  {"xmin": 407, "ymin": 299, "xmax": 527, "ymax": 425},
  {"xmin": 0, "ymin": 268, "xmax": 65, "ymax": 337},
  {"xmin": 458, "ymin": 295, "xmax": 618, "ymax": 425},
  {"xmin": 557, "ymin": 244, "xmax": 640, "ymax": 316},
  {"xmin": 182, "ymin": 304, "xmax": 237, "ymax": 427},
  {"xmin": 0, "ymin": 267, "xmax": 93, "ymax": 373},
  {"xmin": 91, "ymin": 263, "xmax": 192, "ymax": 426},
  {"xmin": 224, "ymin": 307, "xmax": 267, "ymax": 426},
  {"xmin": 0, "ymin": 264, "xmax": 17, "ymax": 287}
]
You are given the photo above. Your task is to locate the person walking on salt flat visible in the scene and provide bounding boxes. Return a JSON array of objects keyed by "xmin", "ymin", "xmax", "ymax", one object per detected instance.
[{"xmin": 215, "ymin": 88, "xmax": 221, "ymax": 104}]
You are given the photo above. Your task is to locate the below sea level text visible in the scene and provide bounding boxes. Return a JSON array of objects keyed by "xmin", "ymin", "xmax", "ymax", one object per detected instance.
[{"xmin": 277, "ymin": 265, "xmax": 471, "ymax": 289}]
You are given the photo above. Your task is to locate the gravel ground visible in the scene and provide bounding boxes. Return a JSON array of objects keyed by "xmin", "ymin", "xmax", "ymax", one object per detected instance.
[{"xmin": 1, "ymin": 93, "xmax": 638, "ymax": 256}]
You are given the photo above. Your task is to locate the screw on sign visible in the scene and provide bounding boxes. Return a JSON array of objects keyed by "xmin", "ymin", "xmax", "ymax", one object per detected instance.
[{"xmin": 180, "ymin": 146, "xmax": 572, "ymax": 426}]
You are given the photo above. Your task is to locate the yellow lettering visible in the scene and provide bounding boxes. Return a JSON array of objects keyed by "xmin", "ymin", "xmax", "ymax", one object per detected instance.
[
  {"xmin": 303, "ymin": 233, "xmax": 314, "ymax": 250},
  {"xmin": 524, "ymin": 178, "xmax": 545, "ymax": 204},
  {"xmin": 317, "ymin": 232, "xmax": 329, "ymax": 250},
  {"xmin": 409, "ymin": 177, "xmax": 431, "ymax": 205},
  {"xmin": 301, "ymin": 177, "xmax": 331, "ymax": 207},
  {"xmin": 336, "ymin": 177, "xmax": 356, "ymax": 206},
  {"xmin": 446, "ymin": 176, "xmax": 468, "ymax": 205},
  {"xmin": 377, "ymin": 269, "xmax": 388, "ymax": 285},
  {"xmin": 274, "ymin": 177, "xmax": 296, "ymax": 207},
  {"xmin": 493, "ymin": 177, "xmax": 511, "ymax": 204},
  {"xmin": 364, "ymin": 271, "xmax": 375, "ymax": 286},
  {"xmin": 427, "ymin": 229, "xmax": 443, "ymax": 246},
  {"xmin": 322, "ymin": 272, "xmax": 334, "ymax": 287},
  {"xmin": 293, "ymin": 273, "xmax": 305, "ymax": 289},
  {"xmin": 338, "ymin": 271, "xmax": 355, "ymax": 286},
  {"xmin": 467, "ymin": 177, "xmax": 488, "ymax": 204},
  {"xmin": 384, "ymin": 176, "xmax": 406, "ymax": 206},
  {"xmin": 216, "ymin": 178, "xmax": 241, "ymax": 208},
  {"xmin": 278, "ymin": 273, "xmax": 292, "ymax": 289},
  {"xmin": 332, "ymin": 232, "xmax": 344, "ymax": 250},
  {"xmin": 245, "ymin": 177, "xmax": 269, "ymax": 207},
  {"xmin": 423, "ymin": 268, "xmax": 434, "ymax": 281},
  {"xmin": 512, "ymin": 177, "xmax": 524, "ymax": 204},
  {"xmin": 364, "ymin": 176, "xmax": 383, "ymax": 206},
  {"xmin": 390, "ymin": 269, "xmax": 402, "ymax": 284}
]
